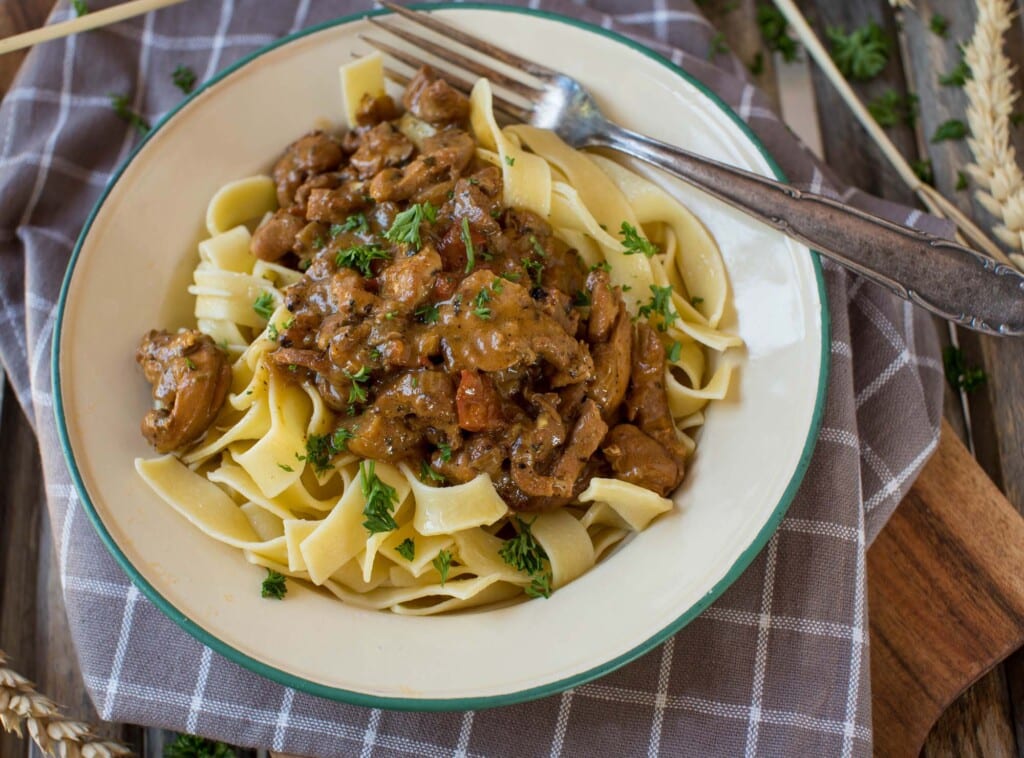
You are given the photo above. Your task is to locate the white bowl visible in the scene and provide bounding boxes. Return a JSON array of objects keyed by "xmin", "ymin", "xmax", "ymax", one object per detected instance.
[{"xmin": 53, "ymin": 5, "xmax": 828, "ymax": 710}]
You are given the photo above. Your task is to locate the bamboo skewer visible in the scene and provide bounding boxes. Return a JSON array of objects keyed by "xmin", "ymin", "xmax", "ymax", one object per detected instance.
[
  {"xmin": 0, "ymin": 0, "xmax": 189, "ymax": 56},
  {"xmin": 771, "ymin": 0, "xmax": 1013, "ymax": 267}
]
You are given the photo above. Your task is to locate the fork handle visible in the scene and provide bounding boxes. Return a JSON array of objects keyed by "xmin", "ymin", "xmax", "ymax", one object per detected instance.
[{"xmin": 590, "ymin": 124, "xmax": 1024, "ymax": 336}]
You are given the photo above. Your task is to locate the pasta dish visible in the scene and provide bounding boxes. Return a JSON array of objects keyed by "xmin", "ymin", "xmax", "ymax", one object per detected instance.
[{"xmin": 133, "ymin": 54, "xmax": 742, "ymax": 614}]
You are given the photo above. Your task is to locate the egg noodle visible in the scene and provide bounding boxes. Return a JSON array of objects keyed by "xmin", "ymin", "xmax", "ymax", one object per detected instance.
[{"xmin": 135, "ymin": 54, "xmax": 743, "ymax": 615}]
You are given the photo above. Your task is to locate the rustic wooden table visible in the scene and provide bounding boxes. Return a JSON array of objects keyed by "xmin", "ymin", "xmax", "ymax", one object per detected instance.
[{"xmin": 2, "ymin": 1, "xmax": 1023, "ymax": 756}]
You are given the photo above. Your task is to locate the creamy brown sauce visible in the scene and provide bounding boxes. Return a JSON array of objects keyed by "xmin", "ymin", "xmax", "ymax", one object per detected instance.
[{"xmin": 138, "ymin": 67, "xmax": 687, "ymax": 509}]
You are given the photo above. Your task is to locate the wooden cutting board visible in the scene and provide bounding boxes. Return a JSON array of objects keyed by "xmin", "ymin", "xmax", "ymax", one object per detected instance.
[{"xmin": 868, "ymin": 420, "xmax": 1024, "ymax": 757}]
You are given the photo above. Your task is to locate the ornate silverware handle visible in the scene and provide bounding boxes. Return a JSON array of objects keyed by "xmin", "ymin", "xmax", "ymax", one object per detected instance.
[{"xmin": 591, "ymin": 124, "xmax": 1024, "ymax": 336}]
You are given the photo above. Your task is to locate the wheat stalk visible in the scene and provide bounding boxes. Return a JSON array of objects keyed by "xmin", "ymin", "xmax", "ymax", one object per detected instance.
[
  {"xmin": 0, "ymin": 651, "xmax": 132, "ymax": 758},
  {"xmin": 963, "ymin": 0, "xmax": 1024, "ymax": 270}
]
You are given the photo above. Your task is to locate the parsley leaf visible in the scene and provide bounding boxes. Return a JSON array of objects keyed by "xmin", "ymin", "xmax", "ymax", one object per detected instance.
[
  {"xmin": 277, "ymin": 463, "xmax": 294, "ymax": 472},
  {"xmin": 504, "ymin": 155, "xmax": 516, "ymax": 167},
  {"xmin": 361, "ymin": 461, "xmax": 399, "ymax": 534},
  {"xmin": 109, "ymin": 93, "xmax": 150, "ymax": 136},
  {"xmin": 331, "ymin": 213, "xmax": 369, "ymax": 237},
  {"xmin": 396, "ymin": 538, "xmax": 415, "ymax": 561},
  {"xmin": 184, "ymin": 357, "xmax": 197, "ymax": 371},
  {"xmin": 72, "ymin": 0, "xmax": 88, "ymax": 17},
  {"xmin": 749, "ymin": 51, "xmax": 765, "ymax": 76},
  {"xmin": 414, "ymin": 302, "xmax": 440, "ymax": 324},
  {"xmin": 172, "ymin": 65, "xmax": 197, "ymax": 94},
  {"xmin": 590, "ymin": 260, "xmax": 612, "ymax": 273},
  {"xmin": 252, "ymin": 291, "xmax": 275, "ymax": 320},
  {"xmin": 637, "ymin": 285, "xmax": 679, "ymax": 332},
  {"xmin": 433, "ymin": 549, "xmax": 453, "ymax": 585},
  {"xmin": 343, "ymin": 365, "xmax": 371, "ymax": 406},
  {"xmin": 931, "ymin": 119, "xmax": 967, "ymax": 142},
  {"xmin": 756, "ymin": 3, "xmax": 800, "ymax": 62},
  {"xmin": 827, "ymin": 22, "xmax": 890, "ymax": 81},
  {"xmin": 667, "ymin": 341, "xmax": 682, "ymax": 363},
  {"xmin": 956, "ymin": 171, "xmax": 969, "ymax": 191},
  {"xmin": 302, "ymin": 428, "xmax": 354, "ymax": 473},
  {"xmin": 499, "ymin": 517, "xmax": 548, "ymax": 576},
  {"xmin": 473, "ymin": 287, "xmax": 492, "ymax": 319},
  {"xmin": 261, "ymin": 569, "xmax": 287, "ymax": 600},
  {"xmin": 929, "ymin": 14, "xmax": 949, "ymax": 38},
  {"xmin": 910, "ymin": 159, "xmax": 934, "ymax": 186},
  {"xmin": 165, "ymin": 734, "xmax": 236, "ymax": 758},
  {"xmin": 620, "ymin": 221, "xmax": 658, "ymax": 257},
  {"xmin": 462, "ymin": 218, "xmax": 476, "ymax": 273},
  {"xmin": 419, "ymin": 461, "xmax": 445, "ymax": 483},
  {"xmin": 943, "ymin": 346, "xmax": 987, "ymax": 393},
  {"xmin": 939, "ymin": 57, "xmax": 971, "ymax": 87},
  {"xmin": 335, "ymin": 243, "xmax": 389, "ymax": 277},
  {"xmin": 867, "ymin": 89, "xmax": 918, "ymax": 128},
  {"xmin": 573, "ymin": 289, "xmax": 592, "ymax": 308},
  {"xmin": 384, "ymin": 202, "xmax": 436, "ymax": 249},
  {"xmin": 525, "ymin": 572, "xmax": 552, "ymax": 599},
  {"xmin": 707, "ymin": 32, "xmax": 728, "ymax": 60},
  {"xmin": 437, "ymin": 442, "xmax": 452, "ymax": 463}
]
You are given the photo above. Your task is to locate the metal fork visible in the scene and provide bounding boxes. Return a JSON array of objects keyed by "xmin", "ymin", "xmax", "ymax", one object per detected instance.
[{"xmin": 365, "ymin": 2, "xmax": 1024, "ymax": 336}]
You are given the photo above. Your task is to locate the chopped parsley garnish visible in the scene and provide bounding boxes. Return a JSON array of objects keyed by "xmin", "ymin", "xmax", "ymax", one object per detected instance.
[
  {"xmin": 943, "ymin": 346, "xmax": 987, "ymax": 393},
  {"xmin": 931, "ymin": 119, "xmax": 967, "ymax": 142},
  {"xmin": 499, "ymin": 517, "xmax": 551, "ymax": 598},
  {"xmin": 253, "ymin": 291, "xmax": 275, "ymax": 320},
  {"xmin": 499, "ymin": 271, "xmax": 523, "ymax": 282},
  {"xmin": 504, "ymin": 155, "xmax": 516, "ymax": 167},
  {"xmin": 184, "ymin": 357, "xmax": 197, "ymax": 371},
  {"xmin": 911, "ymin": 159, "xmax": 934, "ymax": 186},
  {"xmin": 523, "ymin": 257, "xmax": 544, "ymax": 287},
  {"xmin": 72, "ymin": 0, "xmax": 88, "ymax": 16},
  {"xmin": 277, "ymin": 463, "xmax": 294, "ymax": 472},
  {"xmin": 749, "ymin": 51, "xmax": 765, "ymax": 76},
  {"xmin": 360, "ymin": 461, "xmax": 399, "ymax": 534},
  {"xmin": 525, "ymin": 572, "xmax": 553, "ymax": 599},
  {"xmin": 929, "ymin": 14, "xmax": 949, "ymax": 38},
  {"xmin": 437, "ymin": 442, "xmax": 452, "ymax": 463},
  {"xmin": 620, "ymin": 221, "xmax": 658, "ymax": 257},
  {"xmin": 396, "ymin": 538, "xmax": 415, "ymax": 561},
  {"xmin": 433, "ymin": 549, "xmax": 453, "ymax": 585},
  {"xmin": 414, "ymin": 303, "xmax": 440, "ymax": 324},
  {"xmin": 638, "ymin": 285, "xmax": 679, "ymax": 332},
  {"xmin": 300, "ymin": 427, "xmax": 355, "ymax": 474},
  {"xmin": 956, "ymin": 171, "xmax": 969, "ymax": 191},
  {"xmin": 311, "ymin": 235, "xmax": 325, "ymax": 251},
  {"xmin": 461, "ymin": 218, "xmax": 476, "ymax": 273},
  {"xmin": 868, "ymin": 89, "xmax": 918, "ymax": 128},
  {"xmin": 335, "ymin": 243, "xmax": 389, "ymax": 277},
  {"xmin": 573, "ymin": 289, "xmax": 592, "ymax": 307},
  {"xmin": 343, "ymin": 365, "xmax": 371, "ymax": 405},
  {"xmin": 419, "ymin": 461, "xmax": 445, "ymax": 483},
  {"xmin": 691, "ymin": 296, "xmax": 704, "ymax": 306},
  {"xmin": 384, "ymin": 202, "xmax": 437, "ymax": 249},
  {"xmin": 756, "ymin": 2, "xmax": 800, "ymax": 62},
  {"xmin": 939, "ymin": 57, "xmax": 971, "ymax": 87},
  {"xmin": 827, "ymin": 22, "xmax": 890, "ymax": 81},
  {"xmin": 165, "ymin": 734, "xmax": 236, "ymax": 758},
  {"xmin": 707, "ymin": 32, "xmax": 728, "ymax": 60},
  {"xmin": 172, "ymin": 65, "xmax": 197, "ymax": 94},
  {"xmin": 267, "ymin": 321, "xmax": 280, "ymax": 341},
  {"xmin": 499, "ymin": 517, "xmax": 548, "ymax": 576},
  {"xmin": 109, "ymin": 93, "xmax": 150, "ymax": 136},
  {"xmin": 667, "ymin": 341, "xmax": 682, "ymax": 362},
  {"xmin": 331, "ymin": 213, "xmax": 369, "ymax": 237},
  {"xmin": 261, "ymin": 569, "xmax": 287, "ymax": 600},
  {"xmin": 473, "ymin": 287, "xmax": 493, "ymax": 319},
  {"xmin": 590, "ymin": 260, "xmax": 612, "ymax": 273},
  {"xmin": 529, "ymin": 235, "xmax": 547, "ymax": 258}
]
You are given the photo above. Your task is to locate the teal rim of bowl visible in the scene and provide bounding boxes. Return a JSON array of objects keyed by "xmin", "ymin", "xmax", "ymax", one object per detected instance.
[{"xmin": 52, "ymin": 2, "xmax": 831, "ymax": 712}]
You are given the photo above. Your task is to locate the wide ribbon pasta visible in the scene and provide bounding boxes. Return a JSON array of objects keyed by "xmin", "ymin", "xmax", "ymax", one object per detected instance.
[{"xmin": 134, "ymin": 59, "xmax": 742, "ymax": 615}]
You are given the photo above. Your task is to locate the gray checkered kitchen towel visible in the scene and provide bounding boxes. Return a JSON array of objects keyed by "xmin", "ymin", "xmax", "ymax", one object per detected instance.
[{"xmin": 0, "ymin": 1, "xmax": 947, "ymax": 755}]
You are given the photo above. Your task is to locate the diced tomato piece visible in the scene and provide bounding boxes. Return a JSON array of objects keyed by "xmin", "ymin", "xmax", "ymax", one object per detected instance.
[{"xmin": 455, "ymin": 369, "xmax": 504, "ymax": 432}]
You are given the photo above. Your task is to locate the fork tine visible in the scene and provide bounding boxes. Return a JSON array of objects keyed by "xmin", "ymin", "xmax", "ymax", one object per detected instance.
[
  {"xmin": 367, "ymin": 17, "xmax": 542, "ymax": 102},
  {"xmin": 359, "ymin": 34, "xmax": 533, "ymax": 123},
  {"xmin": 377, "ymin": 1, "xmax": 560, "ymax": 81}
]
